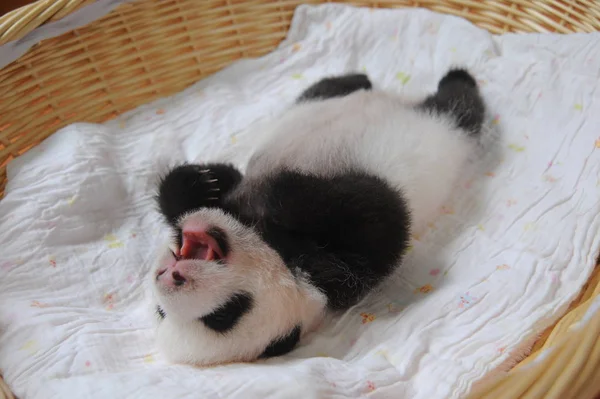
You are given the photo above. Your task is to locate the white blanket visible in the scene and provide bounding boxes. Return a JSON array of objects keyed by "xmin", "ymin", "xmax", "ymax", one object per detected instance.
[{"xmin": 1, "ymin": 4, "xmax": 600, "ymax": 399}]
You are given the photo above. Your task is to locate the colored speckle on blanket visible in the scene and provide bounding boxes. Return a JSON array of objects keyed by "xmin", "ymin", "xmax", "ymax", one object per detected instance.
[
  {"xmin": 292, "ymin": 43, "xmax": 302, "ymax": 52},
  {"xmin": 104, "ymin": 234, "xmax": 123, "ymax": 249},
  {"xmin": 429, "ymin": 268, "xmax": 441, "ymax": 276},
  {"xmin": 595, "ymin": 138, "xmax": 600, "ymax": 148},
  {"xmin": 118, "ymin": 120, "xmax": 126, "ymax": 129},
  {"xmin": 366, "ymin": 381, "xmax": 376, "ymax": 392},
  {"xmin": 395, "ymin": 72, "xmax": 411, "ymax": 85},
  {"xmin": 508, "ymin": 143, "xmax": 526, "ymax": 152},
  {"xmin": 426, "ymin": 22, "xmax": 439, "ymax": 35},
  {"xmin": 67, "ymin": 195, "xmax": 77, "ymax": 205},
  {"xmin": 477, "ymin": 224, "xmax": 485, "ymax": 231},
  {"xmin": 440, "ymin": 206, "xmax": 454, "ymax": 215},
  {"xmin": 387, "ymin": 302, "xmax": 404, "ymax": 314},
  {"xmin": 143, "ymin": 354, "xmax": 155, "ymax": 364},
  {"xmin": 230, "ymin": 135, "xmax": 238, "ymax": 145},
  {"xmin": 156, "ymin": 109, "xmax": 166, "ymax": 115},
  {"xmin": 20, "ymin": 340, "xmax": 38, "ymax": 354},
  {"xmin": 360, "ymin": 312, "xmax": 376, "ymax": 324},
  {"xmin": 375, "ymin": 349, "xmax": 388, "ymax": 358},
  {"xmin": 85, "ymin": 361, "xmax": 91, "ymax": 367},
  {"xmin": 543, "ymin": 175, "xmax": 558, "ymax": 183},
  {"xmin": 49, "ymin": 256, "xmax": 56, "ymax": 268},
  {"xmin": 1, "ymin": 260, "xmax": 16, "ymax": 271},
  {"xmin": 291, "ymin": 73, "xmax": 304, "ymax": 80},
  {"xmin": 574, "ymin": 103, "xmax": 583, "ymax": 111},
  {"xmin": 485, "ymin": 171, "xmax": 496, "ymax": 177},
  {"xmin": 492, "ymin": 114, "xmax": 500, "ymax": 125},
  {"xmin": 415, "ymin": 284, "xmax": 434, "ymax": 294},
  {"xmin": 31, "ymin": 301, "xmax": 49, "ymax": 308},
  {"xmin": 506, "ymin": 199, "xmax": 517, "ymax": 207},
  {"xmin": 104, "ymin": 293, "xmax": 116, "ymax": 310},
  {"xmin": 524, "ymin": 222, "xmax": 536, "ymax": 231},
  {"xmin": 458, "ymin": 293, "xmax": 478, "ymax": 309},
  {"xmin": 496, "ymin": 264, "xmax": 511, "ymax": 271}
]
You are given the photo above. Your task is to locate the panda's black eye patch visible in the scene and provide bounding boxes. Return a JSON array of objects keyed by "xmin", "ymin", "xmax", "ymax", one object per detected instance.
[{"xmin": 200, "ymin": 292, "xmax": 253, "ymax": 333}]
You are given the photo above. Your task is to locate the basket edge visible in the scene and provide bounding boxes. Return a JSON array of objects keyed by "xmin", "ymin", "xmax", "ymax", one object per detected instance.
[
  {"xmin": 1, "ymin": 1, "xmax": 600, "ymax": 399},
  {"xmin": 0, "ymin": 0, "xmax": 96, "ymax": 46}
]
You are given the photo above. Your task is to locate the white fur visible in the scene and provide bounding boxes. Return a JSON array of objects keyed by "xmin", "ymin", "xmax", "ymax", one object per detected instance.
[
  {"xmin": 247, "ymin": 90, "xmax": 475, "ymax": 235},
  {"xmin": 152, "ymin": 89, "xmax": 479, "ymax": 366},
  {"xmin": 151, "ymin": 209, "xmax": 327, "ymax": 366}
]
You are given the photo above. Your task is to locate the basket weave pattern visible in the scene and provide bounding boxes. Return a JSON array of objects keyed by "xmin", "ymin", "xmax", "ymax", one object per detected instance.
[{"xmin": 1, "ymin": 1, "xmax": 600, "ymax": 399}]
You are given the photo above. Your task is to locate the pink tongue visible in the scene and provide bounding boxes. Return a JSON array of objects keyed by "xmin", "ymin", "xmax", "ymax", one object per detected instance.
[{"xmin": 180, "ymin": 231, "xmax": 219, "ymax": 261}]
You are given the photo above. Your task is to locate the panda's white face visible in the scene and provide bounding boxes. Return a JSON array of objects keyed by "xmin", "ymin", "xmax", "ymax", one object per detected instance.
[{"xmin": 151, "ymin": 208, "xmax": 327, "ymax": 367}]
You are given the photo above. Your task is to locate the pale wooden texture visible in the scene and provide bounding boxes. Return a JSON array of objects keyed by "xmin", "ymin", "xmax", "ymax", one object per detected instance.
[
  {"xmin": 0, "ymin": 1, "xmax": 599, "ymax": 399},
  {"xmin": 0, "ymin": 0, "xmax": 95, "ymax": 44}
]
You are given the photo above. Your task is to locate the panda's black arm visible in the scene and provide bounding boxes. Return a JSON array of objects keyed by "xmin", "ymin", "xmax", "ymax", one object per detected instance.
[
  {"xmin": 260, "ymin": 170, "xmax": 411, "ymax": 309},
  {"xmin": 156, "ymin": 163, "xmax": 243, "ymax": 228}
]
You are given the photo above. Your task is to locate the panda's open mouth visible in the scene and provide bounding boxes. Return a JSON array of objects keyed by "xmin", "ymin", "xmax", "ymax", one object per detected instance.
[{"xmin": 180, "ymin": 229, "xmax": 225, "ymax": 261}]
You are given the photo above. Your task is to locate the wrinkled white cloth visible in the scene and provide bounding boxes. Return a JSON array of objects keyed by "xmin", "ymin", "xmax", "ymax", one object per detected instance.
[{"xmin": 1, "ymin": 4, "xmax": 600, "ymax": 399}]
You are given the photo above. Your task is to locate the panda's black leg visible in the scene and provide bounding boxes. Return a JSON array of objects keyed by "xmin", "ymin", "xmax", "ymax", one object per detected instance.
[
  {"xmin": 156, "ymin": 163, "xmax": 243, "ymax": 228},
  {"xmin": 419, "ymin": 68, "xmax": 485, "ymax": 136},
  {"xmin": 296, "ymin": 73, "xmax": 372, "ymax": 103}
]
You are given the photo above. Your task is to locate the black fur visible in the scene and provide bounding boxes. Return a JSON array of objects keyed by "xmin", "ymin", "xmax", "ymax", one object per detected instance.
[
  {"xmin": 158, "ymin": 165, "xmax": 411, "ymax": 311},
  {"xmin": 258, "ymin": 325, "xmax": 301, "ymax": 359},
  {"xmin": 157, "ymin": 163, "xmax": 242, "ymax": 228},
  {"xmin": 419, "ymin": 68, "xmax": 485, "ymax": 135},
  {"xmin": 156, "ymin": 305, "xmax": 166, "ymax": 320},
  {"xmin": 200, "ymin": 292, "xmax": 254, "ymax": 333},
  {"xmin": 244, "ymin": 170, "xmax": 411, "ymax": 309},
  {"xmin": 297, "ymin": 73, "xmax": 372, "ymax": 102}
]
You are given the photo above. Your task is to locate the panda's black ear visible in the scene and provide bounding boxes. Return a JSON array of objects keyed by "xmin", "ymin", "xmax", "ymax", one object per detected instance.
[
  {"xmin": 296, "ymin": 73, "xmax": 372, "ymax": 103},
  {"xmin": 156, "ymin": 163, "xmax": 243, "ymax": 227},
  {"xmin": 258, "ymin": 325, "xmax": 301, "ymax": 359}
]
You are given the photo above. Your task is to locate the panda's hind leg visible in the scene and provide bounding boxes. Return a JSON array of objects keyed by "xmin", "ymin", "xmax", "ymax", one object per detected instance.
[
  {"xmin": 296, "ymin": 73, "xmax": 372, "ymax": 103},
  {"xmin": 419, "ymin": 68, "xmax": 485, "ymax": 137}
]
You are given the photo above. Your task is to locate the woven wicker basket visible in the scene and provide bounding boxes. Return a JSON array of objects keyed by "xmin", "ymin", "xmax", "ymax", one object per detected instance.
[{"xmin": 1, "ymin": 1, "xmax": 600, "ymax": 398}]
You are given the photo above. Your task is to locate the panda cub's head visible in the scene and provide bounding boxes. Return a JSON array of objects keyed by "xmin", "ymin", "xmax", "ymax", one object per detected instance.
[{"xmin": 151, "ymin": 204, "xmax": 327, "ymax": 367}]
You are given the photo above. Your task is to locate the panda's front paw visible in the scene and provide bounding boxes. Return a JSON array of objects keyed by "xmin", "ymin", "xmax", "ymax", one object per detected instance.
[{"xmin": 157, "ymin": 163, "xmax": 243, "ymax": 227}]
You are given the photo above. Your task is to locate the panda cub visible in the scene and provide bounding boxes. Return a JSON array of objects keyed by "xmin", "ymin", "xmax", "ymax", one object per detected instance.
[{"xmin": 151, "ymin": 68, "xmax": 486, "ymax": 367}]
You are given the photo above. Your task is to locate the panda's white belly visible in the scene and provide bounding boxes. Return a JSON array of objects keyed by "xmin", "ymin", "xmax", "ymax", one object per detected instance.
[{"xmin": 246, "ymin": 90, "xmax": 474, "ymax": 233}]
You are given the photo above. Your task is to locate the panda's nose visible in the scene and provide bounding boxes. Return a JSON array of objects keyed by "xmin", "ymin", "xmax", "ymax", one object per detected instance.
[{"xmin": 171, "ymin": 271, "xmax": 186, "ymax": 286}]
